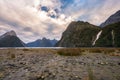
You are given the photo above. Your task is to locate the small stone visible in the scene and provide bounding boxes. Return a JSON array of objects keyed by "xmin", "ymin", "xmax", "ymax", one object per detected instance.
[
  {"xmin": 118, "ymin": 63, "xmax": 120, "ymax": 65},
  {"xmin": 52, "ymin": 73, "xmax": 56, "ymax": 76},
  {"xmin": 75, "ymin": 76, "xmax": 78, "ymax": 78},
  {"xmin": 100, "ymin": 62, "xmax": 104, "ymax": 65},
  {"xmin": 41, "ymin": 76, "xmax": 44, "ymax": 78},
  {"xmin": 0, "ymin": 73, "xmax": 4, "ymax": 78},
  {"xmin": 105, "ymin": 62, "xmax": 108, "ymax": 65}
]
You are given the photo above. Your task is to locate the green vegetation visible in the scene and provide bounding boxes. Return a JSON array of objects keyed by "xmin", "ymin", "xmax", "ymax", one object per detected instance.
[
  {"xmin": 56, "ymin": 21, "xmax": 101, "ymax": 47},
  {"xmin": 95, "ymin": 22, "xmax": 120, "ymax": 47}
]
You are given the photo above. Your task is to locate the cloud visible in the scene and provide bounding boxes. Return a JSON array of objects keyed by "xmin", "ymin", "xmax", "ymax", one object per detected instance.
[
  {"xmin": 0, "ymin": 0, "xmax": 120, "ymax": 43},
  {"xmin": 62, "ymin": 0, "xmax": 120, "ymax": 25},
  {"xmin": 0, "ymin": 0, "xmax": 72, "ymax": 43}
]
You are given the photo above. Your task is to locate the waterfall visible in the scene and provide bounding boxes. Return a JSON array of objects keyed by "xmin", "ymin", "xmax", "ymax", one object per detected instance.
[
  {"xmin": 92, "ymin": 30, "xmax": 102, "ymax": 46},
  {"xmin": 111, "ymin": 30, "xmax": 115, "ymax": 46}
]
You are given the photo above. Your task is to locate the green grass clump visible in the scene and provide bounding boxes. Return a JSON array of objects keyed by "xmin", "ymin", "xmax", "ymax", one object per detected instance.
[{"xmin": 57, "ymin": 48, "xmax": 83, "ymax": 56}]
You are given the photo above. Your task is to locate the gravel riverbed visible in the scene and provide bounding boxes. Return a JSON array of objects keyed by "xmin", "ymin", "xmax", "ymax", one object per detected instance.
[{"xmin": 0, "ymin": 48, "xmax": 120, "ymax": 80}]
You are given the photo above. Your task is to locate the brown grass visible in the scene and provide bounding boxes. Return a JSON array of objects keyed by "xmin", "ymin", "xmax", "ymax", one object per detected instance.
[
  {"xmin": 57, "ymin": 48, "xmax": 120, "ymax": 56},
  {"xmin": 10, "ymin": 54, "xmax": 16, "ymax": 59},
  {"xmin": 57, "ymin": 48, "xmax": 84, "ymax": 56},
  {"xmin": 22, "ymin": 48, "xmax": 30, "ymax": 51},
  {"xmin": 0, "ymin": 72, "xmax": 4, "ymax": 79}
]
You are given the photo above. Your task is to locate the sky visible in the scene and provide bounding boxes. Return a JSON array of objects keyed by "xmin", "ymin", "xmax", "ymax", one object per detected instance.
[{"xmin": 0, "ymin": 0, "xmax": 120, "ymax": 43}]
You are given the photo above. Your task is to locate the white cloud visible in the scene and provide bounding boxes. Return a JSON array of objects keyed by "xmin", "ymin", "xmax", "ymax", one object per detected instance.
[
  {"xmin": 0, "ymin": 0, "xmax": 72, "ymax": 43},
  {"xmin": 0, "ymin": 0, "xmax": 120, "ymax": 43}
]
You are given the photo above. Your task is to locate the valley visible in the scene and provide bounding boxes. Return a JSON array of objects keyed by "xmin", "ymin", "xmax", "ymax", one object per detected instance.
[{"xmin": 0, "ymin": 48, "xmax": 120, "ymax": 80}]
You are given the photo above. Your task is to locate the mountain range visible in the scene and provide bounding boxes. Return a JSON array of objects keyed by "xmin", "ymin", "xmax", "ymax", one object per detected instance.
[
  {"xmin": 0, "ymin": 31, "xmax": 57, "ymax": 47},
  {"xmin": 26, "ymin": 38, "xmax": 57, "ymax": 47},
  {"xmin": 95, "ymin": 22, "xmax": 120, "ymax": 47},
  {"xmin": 0, "ymin": 10, "xmax": 120, "ymax": 47},
  {"xmin": 56, "ymin": 10, "xmax": 120, "ymax": 47},
  {"xmin": 100, "ymin": 10, "xmax": 120, "ymax": 27}
]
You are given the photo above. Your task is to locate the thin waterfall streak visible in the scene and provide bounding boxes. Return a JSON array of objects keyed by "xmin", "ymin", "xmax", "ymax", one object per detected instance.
[{"xmin": 92, "ymin": 30, "xmax": 102, "ymax": 46}]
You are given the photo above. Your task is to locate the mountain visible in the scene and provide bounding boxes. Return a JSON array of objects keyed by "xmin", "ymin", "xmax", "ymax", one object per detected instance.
[
  {"xmin": 26, "ymin": 38, "xmax": 57, "ymax": 47},
  {"xmin": 0, "ymin": 30, "xmax": 25, "ymax": 47},
  {"xmin": 56, "ymin": 21, "xmax": 101, "ymax": 47},
  {"xmin": 100, "ymin": 10, "xmax": 120, "ymax": 27},
  {"xmin": 95, "ymin": 22, "xmax": 120, "ymax": 47},
  {"xmin": 50, "ymin": 39, "xmax": 58, "ymax": 46}
]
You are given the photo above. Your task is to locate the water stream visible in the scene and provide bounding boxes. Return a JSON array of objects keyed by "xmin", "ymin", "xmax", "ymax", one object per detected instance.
[{"xmin": 92, "ymin": 30, "xmax": 102, "ymax": 46}]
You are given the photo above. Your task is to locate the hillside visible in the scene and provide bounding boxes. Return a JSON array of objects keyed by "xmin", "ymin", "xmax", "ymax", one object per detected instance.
[{"xmin": 56, "ymin": 21, "xmax": 101, "ymax": 47}]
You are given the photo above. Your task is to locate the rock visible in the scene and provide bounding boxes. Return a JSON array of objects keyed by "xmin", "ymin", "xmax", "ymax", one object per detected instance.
[{"xmin": 118, "ymin": 63, "xmax": 120, "ymax": 65}]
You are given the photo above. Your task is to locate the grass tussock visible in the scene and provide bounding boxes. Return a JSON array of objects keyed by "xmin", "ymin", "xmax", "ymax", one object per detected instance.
[
  {"xmin": 10, "ymin": 54, "xmax": 16, "ymax": 59},
  {"xmin": 102, "ymin": 49, "xmax": 115, "ymax": 54},
  {"xmin": 57, "ymin": 48, "xmax": 120, "ymax": 56},
  {"xmin": 22, "ymin": 48, "xmax": 30, "ymax": 51},
  {"xmin": 87, "ymin": 66, "xmax": 95, "ymax": 80},
  {"xmin": 102, "ymin": 48, "xmax": 120, "ymax": 56},
  {"xmin": 109, "ymin": 53, "xmax": 120, "ymax": 56},
  {"xmin": 0, "ymin": 72, "xmax": 4, "ymax": 79},
  {"xmin": 6, "ymin": 49, "xmax": 16, "ymax": 59},
  {"xmin": 86, "ymin": 64, "xmax": 97, "ymax": 80},
  {"xmin": 88, "ymin": 49, "xmax": 103, "ymax": 53},
  {"xmin": 57, "ymin": 48, "xmax": 84, "ymax": 56}
]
